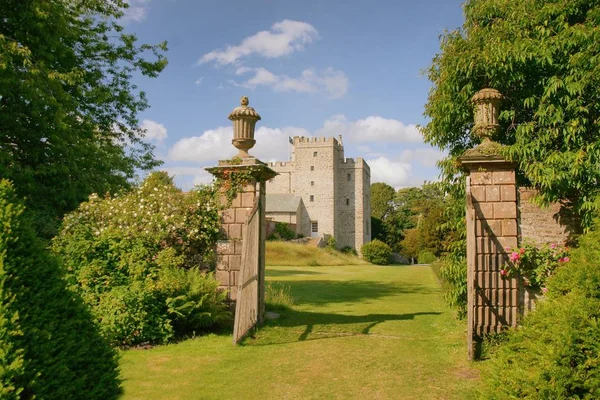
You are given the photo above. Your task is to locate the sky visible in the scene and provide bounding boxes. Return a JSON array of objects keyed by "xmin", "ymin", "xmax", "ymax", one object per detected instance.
[{"xmin": 123, "ymin": 0, "xmax": 466, "ymax": 189}]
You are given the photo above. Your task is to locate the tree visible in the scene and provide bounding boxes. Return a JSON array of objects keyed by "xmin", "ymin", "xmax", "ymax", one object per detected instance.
[
  {"xmin": 423, "ymin": 0, "xmax": 600, "ymax": 230},
  {"xmin": 0, "ymin": 0, "xmax": 167, "ymax": 236},
  {"xmin": 371, "ymin": 182, "xmax": 396, "ymax": 219},
  {"xmin": 370, "ymin": 182, "xmax": 396, "ymax": 245}
]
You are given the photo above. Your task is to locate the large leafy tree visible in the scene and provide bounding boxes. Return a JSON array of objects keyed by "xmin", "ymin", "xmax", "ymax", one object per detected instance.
[
  {"xmin": 0, "ymin": 0, "xmax": 167, "ymax": 236},
  {"xmin": 423, "ymin": 0, "xmax": 600, "ymax": 230}
]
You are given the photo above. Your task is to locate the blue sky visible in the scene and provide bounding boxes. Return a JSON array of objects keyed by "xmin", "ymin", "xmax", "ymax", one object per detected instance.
[{"xmin": 124, "ymin": 0, "xmax": 465, "ymax": 189}]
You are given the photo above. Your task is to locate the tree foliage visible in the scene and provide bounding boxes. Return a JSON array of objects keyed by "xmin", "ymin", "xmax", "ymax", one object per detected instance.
[
  {"xmin": 423, "ymin": 0, "xmax": 600, "ymax": 230},
  {"xmin": 0, "ymin": 0, "xmax": 167, "ymax": 236},
  {"xmin": 0, "ymin": 180, "xmax": 120, "ymax": 399}
]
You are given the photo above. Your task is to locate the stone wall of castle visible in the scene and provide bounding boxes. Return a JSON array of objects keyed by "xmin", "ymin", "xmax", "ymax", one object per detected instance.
[{"xmin": 267, "ymin": 136, "xmax": 371, "ymax": 251}]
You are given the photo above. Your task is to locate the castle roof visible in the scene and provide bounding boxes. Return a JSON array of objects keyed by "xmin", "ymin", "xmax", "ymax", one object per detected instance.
[{"xmin": 265, "ymin": 194, "xmax": 302, "ymax": 213}]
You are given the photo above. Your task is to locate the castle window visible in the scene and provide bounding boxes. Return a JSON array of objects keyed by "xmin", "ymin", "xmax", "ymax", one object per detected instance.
[
  {"xmin": 311, "ymin": 181, "xmax": 314, "ymax": 186},
  {"xmin": 313, "ymin": 151, "xmax": 318, "ymax": 157},
  {"xmin": 347, "ymin": 173, "xmax": 351, "ymax": 181},
  {"xmin": 311, "ymin": 221, "xmax": 318, "ymax": 233},
  {"xmin": 309, "ymin": 195, "xmax": 314, "ymax": 202},
  {"xmin": 346, "ymin": 198, "xmax": 350, "ymax": 206},
  {"xmin": 310, "ymin": 166, "xmax": 315, "ymax": 171}
]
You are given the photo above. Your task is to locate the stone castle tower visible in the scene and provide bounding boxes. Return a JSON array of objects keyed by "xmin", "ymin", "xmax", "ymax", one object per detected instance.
[{"xmin": 266, "ymin": 135, "xmax": 371, "ymax": 252}]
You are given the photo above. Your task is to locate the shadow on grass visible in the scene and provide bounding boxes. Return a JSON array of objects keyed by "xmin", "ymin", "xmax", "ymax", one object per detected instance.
[
  {"xmin": 266, "ymin": 269, "xmax": 325, "ymax": 277},
  {"xmin": 285, "ymin": 279, "xmax": 437, "ymax": 306},
  {"xmin": 247, "ymin": 309, "xmax": 442, "ymax": 346}
]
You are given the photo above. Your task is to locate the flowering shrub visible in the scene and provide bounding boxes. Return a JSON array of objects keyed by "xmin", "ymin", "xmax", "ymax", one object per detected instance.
[
  {"xmin": 52, "ymin": 172, "xmax": 229, "ymax": 346},
  {"xmin": 500, "ymin": 243, "xmax": 570, "ymax": 290}
]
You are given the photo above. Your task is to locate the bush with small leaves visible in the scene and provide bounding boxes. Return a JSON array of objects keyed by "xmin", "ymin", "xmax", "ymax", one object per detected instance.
[
  {"xmin": 0, "ymin": 180, "xmax": 120, "ymax": 399},
  {"xmin": 52, "ymin": 172, "xmax": 229, "ymax": 346},
  {"xmin": 418, "ymin": 251, "xmax": 437, "ymax": 264},
  {"xmin": 361, "ymin": 240, "xmax": 391, "ymax": 265}
]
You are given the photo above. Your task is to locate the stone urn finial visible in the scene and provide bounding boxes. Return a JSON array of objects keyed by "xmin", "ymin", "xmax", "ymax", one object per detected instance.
[
  {"xmin": 472, "ymin": 88, "xmax": 503, "ymax": 142},
  {"xmin": 228, "ymin": 96, "xmax": 261, "ymax": 158}
]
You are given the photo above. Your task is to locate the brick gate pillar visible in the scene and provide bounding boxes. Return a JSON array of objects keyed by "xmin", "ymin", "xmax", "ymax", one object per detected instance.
[
  {"xmin": 460, "ymin": 89, "xmax": 519, "ymax": 360},
  {"xmin": 206, "ymin": 97, "xmax": 276, "ymax": 323},
  {"xmin": 207, "ymin": 160, "xmax": 276, "ymax": 317}
]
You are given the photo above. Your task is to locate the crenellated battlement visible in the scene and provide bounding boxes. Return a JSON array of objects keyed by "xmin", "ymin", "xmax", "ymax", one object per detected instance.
[
  {"xmin": 269, "ymin": 161, "xmax": 295, "ymax": 168},
  {"xmin": 293, "ymin": 136, "xmax": 341, "ymax": 146}
]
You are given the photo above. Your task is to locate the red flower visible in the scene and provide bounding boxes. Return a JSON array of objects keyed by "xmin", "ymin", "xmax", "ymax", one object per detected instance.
[{"xmin": 500, "ymin": 269, "xmax": 507, "ymax": 276}]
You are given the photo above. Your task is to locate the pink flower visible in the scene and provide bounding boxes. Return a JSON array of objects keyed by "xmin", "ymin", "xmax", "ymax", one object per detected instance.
[
  {"xmin": 541, "ymin": 287, "xmax": 548, "ymax": 294},
  {"xmin": 559, "ymin": 256, "xmax": 570, "ymax": 263},
  {"xmin": 505, "ymin": 246, "xmax": 511, "ymax": 251},
  {"xmin": 510, "ymin": 252, "xmax": 520, "ymax": 262},
  {"xmin": 500, "ymin": 269, "xmax": 507, "ymax": 276},
  {"xmin": 550, "ymin": 243, "xmax": 557, "ymax": 249}
]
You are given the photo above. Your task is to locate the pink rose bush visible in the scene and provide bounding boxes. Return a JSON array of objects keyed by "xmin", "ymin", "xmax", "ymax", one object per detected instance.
[{"xmin": 500, "ymin": 243, "xmax": 570, "ymax": 290}]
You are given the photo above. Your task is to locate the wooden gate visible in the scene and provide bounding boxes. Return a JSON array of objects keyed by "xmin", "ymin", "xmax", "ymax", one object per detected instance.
[{"xmin": 232, "ymin": 202, "xmax": 261, "ymax": 344}]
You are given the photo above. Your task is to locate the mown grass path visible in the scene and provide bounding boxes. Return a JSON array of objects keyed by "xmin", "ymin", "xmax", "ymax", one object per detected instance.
[{"xmin": 121, "ymin": 265, "xmax": 479, "ymax": 399}]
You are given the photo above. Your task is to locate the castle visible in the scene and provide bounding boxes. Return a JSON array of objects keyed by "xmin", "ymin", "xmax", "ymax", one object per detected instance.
[{"xmin": 265, "ymin": 135, "xmax": 371, "ymax": 252}]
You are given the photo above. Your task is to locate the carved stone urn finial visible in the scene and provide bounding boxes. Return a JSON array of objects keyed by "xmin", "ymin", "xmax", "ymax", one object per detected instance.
[
  {"xmin": 228, "ymin": 96, "xmax": 261, "ymax": 158},
  {"xmin": 471, "ymin": 88, "xmax": 503, "ymax": 142}
]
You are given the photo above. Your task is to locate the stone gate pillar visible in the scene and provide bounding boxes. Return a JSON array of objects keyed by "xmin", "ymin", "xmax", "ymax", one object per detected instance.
[
  {"xmin": 206, "ymin": 97, "xmax": 276, "ymax": 324},
  {"xmin": 459, "ymin": 89, "xmax": 519, "ymax": 360}
]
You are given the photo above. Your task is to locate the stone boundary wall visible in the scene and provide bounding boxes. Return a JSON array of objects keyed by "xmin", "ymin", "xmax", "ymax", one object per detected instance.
[{"xmin": 518, "ymin": 188, "xmax": 575, "ymax": 246}]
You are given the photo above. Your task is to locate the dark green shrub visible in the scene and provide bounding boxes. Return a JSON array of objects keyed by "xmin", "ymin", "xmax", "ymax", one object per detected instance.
[
  {"xmin": 480, "ymin": 224, "xmax": 600, "ymax": 398},
  {"xmin": 417, "ymin": 250, "xmax": 437, "ymax": 264},
  {"xmin": 340, "ymin": 246, "xmax": 358, "ymax": 256},
  {"xmin": 274, "ymin": 222, "xmax": 296, "ymax": 241},
  {"xmin": 0, "ymin": 180, "xmax": 120, "ymax": 399},
  {"xmin": 361, "ymin": 240, "xmax": 391, "ymax": 265},
  {"xmin": 52, "ymin": 173, "xmax": 229, "ymax": 346}
]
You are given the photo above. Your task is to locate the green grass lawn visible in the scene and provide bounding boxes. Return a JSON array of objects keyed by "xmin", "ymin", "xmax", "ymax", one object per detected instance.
[{"xmin": 120, "ymin": 264, "xmax": 479, "ymax": 399}]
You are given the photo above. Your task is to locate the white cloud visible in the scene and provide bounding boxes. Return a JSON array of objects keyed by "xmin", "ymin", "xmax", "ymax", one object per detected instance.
[
  {"xmin": 122, "ymin": 0, "xmax": 150, "ymax": 22},
  {"xmin": 168, "ymin": 126, "xmax": 310, "ymax": 163},
  {"xmin": 399, "ymin": 148, "xmax": 446, "ymax": 167},
  {"xmin": 195, "ymin": 77, "xmax": 204, "ymax": 85},
  {"xmin": 161, "ymin": 167, "xmax": 214, "ymax": 187},
  {"xmin": 140, "ymin": 119, "xmax": 167, "ymax": 141},
  {"xmin": 316, "ymin": 114, "xmax": 423, "ymax": 143},
  {"xmin": 235, "ymin": 67, "xmax": 348, "ymax": 99},
  {"xmin": 199, "ymin": 20, "xmax": 319, "ymax": 66},
  {"xmin": 367, "ymin": 157, "xmax": 413, "ymax": 189}
]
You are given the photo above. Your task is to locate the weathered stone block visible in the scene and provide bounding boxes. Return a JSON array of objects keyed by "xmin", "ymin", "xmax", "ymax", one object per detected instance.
[
  {"xmin": 498, "ymin": 236, "xmax": 518, "ymax": 251},
  {"xmin": 501, "ymin": 185, "xmax": 516, "ymax": 202},
  {"xmin": 243, "ymin": 183, "xmax": 256, "ymax": 193},
  {"xmin": 216, "ymin": 269, "xmax": 230, "ymax": 286},
  {"xmin": 235, "ymin": 208, "xmax": 250, "ymax": 223},
  {"xmin": 471, "ymin": 171, "xmax": 493, "ymax": 185},
  {"xmin": 476, "ymin": 220, "xmax": 502, "ymax": 237},
  {"xmin": 228, "ymin": 223, "xmax": 243, "ymax": 239},
  {"xmin": 216, "ymin": 255, "xmax": 228, "ymax": 270},
  {"xmin": 241, "ymin": 192, "xmax": 255, "ymax": 208},
  {"xmin": 234, "ymin": 240, "xmax": 243, "ymax": 255},
  {"xmin": 216, "ymin": 240, "xmax": 234, "ymax": 255},
  {"xmin": 471, "ymin": 186, "xmax": 486, "ymax": 202},
  {"xmin": 502, "ymin": 219, "xmax": 518, "ymax": 237},
  {"xmin": 486, "ymin": 185, "xmax": 501, "ymax": 202},
  {"xmin": 492, "ymin": 170, "xmax": 515, "ymax": 185},
  {"xmin": 476, "ymin": 203, "xmax": 494, "ymax": 219},
  {"xmin": 231, "ymin": 194, "xmax": 242, "ymax": 208},
  {"xmin": 229, "ymin": 255, "xmax": 241, "ymax": 271},
  {"xmin": 221, "ymin": 208, "xmax": 235, "ymax": 224},
  {"xmin": 493, "ymin": 202, "xmax": 517, "ymax": 219}
]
